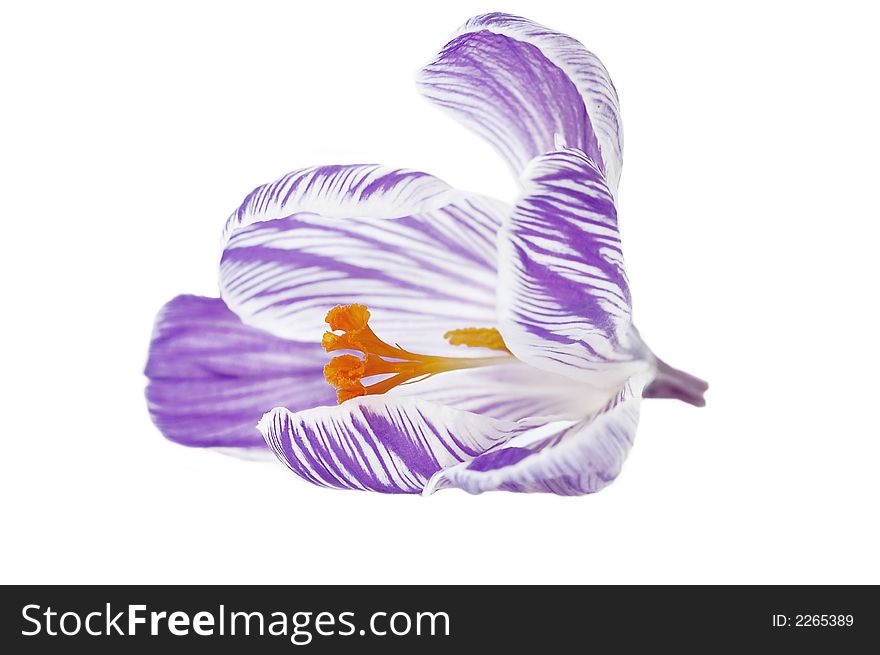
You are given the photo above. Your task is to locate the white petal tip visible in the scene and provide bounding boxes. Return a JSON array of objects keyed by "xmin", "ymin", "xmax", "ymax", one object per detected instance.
[
  {"xmin": 421, "ymin": 472, "xmax": 444, "ymax": 496},
  {"xmin": 256, "ymin": 407, "xmax": 288, "ymax": 443},
  {"xmin": 255, "ymin": 412, "xmax": 272, "ymax": 438}
]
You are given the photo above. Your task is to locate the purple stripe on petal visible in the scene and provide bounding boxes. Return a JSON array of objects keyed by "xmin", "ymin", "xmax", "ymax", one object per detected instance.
[
  {"xmin": 466, "ymin": 446, "xmax": 532, "ymax": 472},
  {"xmin": 497, "ymin": 148, "xmax": 649, "ymax": 386},
  {"xmin": 419, "ymin": 12, "xmax": 623, "ymax": 192},
  {"xmin": 259, "ymin": 397, "xmax": 522, "ymax": 493},
  {"xmin": 145, "ymin": 295, "xmax": 334, "ymax": 447},
  {"xmin": 424, "ymin": 377, "xmax": 646, "ymax": 496}
]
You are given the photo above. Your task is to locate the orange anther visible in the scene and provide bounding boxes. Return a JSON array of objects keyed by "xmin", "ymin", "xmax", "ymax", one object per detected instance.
[{"xmin": 443, "ymin": 327, "xmax": 509, "ymax": 352}]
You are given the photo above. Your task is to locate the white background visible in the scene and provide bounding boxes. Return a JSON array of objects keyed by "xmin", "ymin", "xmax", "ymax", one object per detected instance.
[{"xmin": 2, "ymin": 0, "xmax": 878, "ymax": 584}]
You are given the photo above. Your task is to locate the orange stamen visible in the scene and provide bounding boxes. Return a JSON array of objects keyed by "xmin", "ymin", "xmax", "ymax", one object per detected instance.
[{"xmin": 322, "ymin": 304, "xmax": 513, "ymax": 404}]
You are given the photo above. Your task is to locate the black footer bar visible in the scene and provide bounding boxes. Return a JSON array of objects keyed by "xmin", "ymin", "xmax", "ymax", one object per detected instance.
[{"xmin": 2, "ymin": 585, "xmax": 875, "ymax": 652}]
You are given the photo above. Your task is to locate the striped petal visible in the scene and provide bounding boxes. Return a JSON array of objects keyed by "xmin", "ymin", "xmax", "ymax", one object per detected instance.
[
  {"xmin": 498, "ymin": 148, "xmax": 649, "ymax": 387},
  {"xmin": 258, "ymin": 397, "xmax": 522, "ymax": 493},
  {"xmin": 219, "ymin": 165, "xmax": 505, "ymax": 355},
  {"xmin": 419, "ymin": 12, "xmax": 623, "ymax": 192},
  {"xmin": 424, "ymin": 376, "xmax": 646, "ymax": 496},
  {"xmin": 222, "ymin": 164, "xmax": 460, "ymax": 240},
  {"xmin": 145, "ymin": 295, "xmax": 335, "ymax": 447}
]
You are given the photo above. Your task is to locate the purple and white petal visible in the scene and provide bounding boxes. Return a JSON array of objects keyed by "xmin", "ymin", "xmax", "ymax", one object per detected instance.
[
  {"xmin": 259, "ymin": 397, "xmax": 522, "ymax": 493},
  {"xmin": 222, "ymin": 164, "xmax": 460, "ymax": 240},
  {"xmin": 497, "ymin": 148, "xmax": 649, "ymax": 387},
  {"xmin": 419, "ymin": 12, "xmax": 623, "ymax": 192},
  {"xmin": 424, "ymin": 377, "xmax": 646, "ymax": 496},
  {"xmin": 389, "ymin": 361, "xmax": 616, "ymax": 423},
  {"xmin": 145, "ymin": 295, "xmax": 335, "ymax": 448},
  {"xmin": 220, "ymin": 165, "xmax": 506, "ymax": 355}
]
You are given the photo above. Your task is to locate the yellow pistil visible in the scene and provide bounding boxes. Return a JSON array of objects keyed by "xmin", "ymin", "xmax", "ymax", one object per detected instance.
[{"xmin": 322, "ymin": 304, "xmax": 512, "ymax": 404}]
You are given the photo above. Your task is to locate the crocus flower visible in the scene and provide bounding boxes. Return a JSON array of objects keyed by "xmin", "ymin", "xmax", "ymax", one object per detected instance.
[{"xmin": 145, "ymin": 13, "xmax": 707, "ymax": 495}]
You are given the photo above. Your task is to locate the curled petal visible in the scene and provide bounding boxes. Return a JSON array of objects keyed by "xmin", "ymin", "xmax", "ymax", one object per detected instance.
[
  {"xmin": 145, "ymin": 295, "xmax": 334, "ymax": 447},
  {"xmin": 419, "ymin": 12, "xmax": 623, "ymax": 192},
  {"xmin": 219, "ymin": 165, "xmax": 505, "ymax": 355},
  {"xmin": 424, "ymin": 376, "xmax": 646, "ymax": 496},
  {"xmin": 259, "ymin": 397, "xmax": 522, "ymax": 493},
  {"xmin": 497, "ymin": 148, "xmax": 648, "ymax": 386}
]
